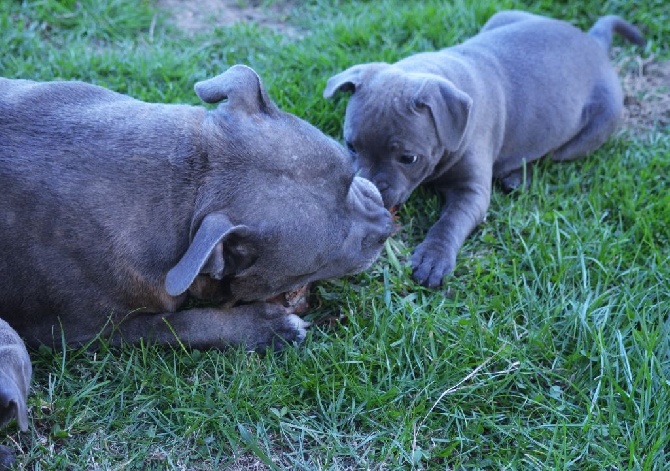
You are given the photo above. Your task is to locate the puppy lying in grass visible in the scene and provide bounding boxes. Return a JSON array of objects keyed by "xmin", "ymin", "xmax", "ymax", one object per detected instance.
[{"xmin": 324, "ymin": 10, "xmax": 644, "ymax": 287}]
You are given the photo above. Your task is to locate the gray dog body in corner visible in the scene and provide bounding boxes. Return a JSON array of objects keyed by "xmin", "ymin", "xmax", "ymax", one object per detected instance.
[
  {"xmin": 324, "ymin": 11, "xmax": 644, "ymax": 288},
  {"xmin": 0, "ymin": 65, "xmax": 393, "ymax": 445}
]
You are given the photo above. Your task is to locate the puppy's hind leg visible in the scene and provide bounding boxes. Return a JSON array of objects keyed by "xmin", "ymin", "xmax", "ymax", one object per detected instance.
[{"xmin": 551, "ymin": 85, "xmax": 623, "ymax": 162}]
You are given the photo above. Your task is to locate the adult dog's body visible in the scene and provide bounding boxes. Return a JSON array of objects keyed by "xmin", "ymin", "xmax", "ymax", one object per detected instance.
[
  {"xmin": 0, "ymin": 65, "xmax": 393, "ymax": 454},
  {"xmin": 324, "ymin": 11, "xmax": 644, "ymax": 287}
]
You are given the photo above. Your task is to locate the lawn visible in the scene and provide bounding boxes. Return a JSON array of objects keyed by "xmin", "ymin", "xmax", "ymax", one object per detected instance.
[{"xmin": 1, "ymin": 0, "xmax": 668, "ymax": 469}]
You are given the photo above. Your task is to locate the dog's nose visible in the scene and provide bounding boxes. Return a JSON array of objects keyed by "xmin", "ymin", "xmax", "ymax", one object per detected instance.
[
  {"xmin": 373, "ymin": 206, "xmax": 396, "ymax": 242},
  {"xmin": 366, "ymin": 179, "xmax": 397, "ymax": 209},
  {"xmin": 351, "ymin": 176, "xmax": 383, "ymax": 208},
  {"xmin": 362, "ymin": 210, "xmax": 394, "ymax": 249},
  {"xmin": 374, "ymin": 180, "xmax": 389, "ymax": 193}
]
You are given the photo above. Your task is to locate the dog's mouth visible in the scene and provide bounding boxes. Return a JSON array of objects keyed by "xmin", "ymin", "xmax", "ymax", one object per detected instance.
[
  {"xmin": 388, "ymin": 204, "xmax": 402, "ymax": 223},
  {"xmin": 268, "ymin": 283, "xmax": 312, "ymax": 315}
]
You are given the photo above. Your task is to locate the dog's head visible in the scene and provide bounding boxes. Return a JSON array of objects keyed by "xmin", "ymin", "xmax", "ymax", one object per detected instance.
[
  {"xmin": 165, "ymin": 65, "xmax": 394, "ymax": 303},
  {"xmin": 324, "ymin": 63, "xmax": 472, "ymax": 209}
]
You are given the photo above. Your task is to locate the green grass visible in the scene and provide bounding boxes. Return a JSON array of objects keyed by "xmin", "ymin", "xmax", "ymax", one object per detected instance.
[{"xmin": 1, "ymin": 0, "xmax": 668, "ymax": 468}]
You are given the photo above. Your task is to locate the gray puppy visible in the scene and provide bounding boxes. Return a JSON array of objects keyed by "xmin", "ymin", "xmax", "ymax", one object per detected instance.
[
  {"xmin": 324, "ymin": 11, "xmax": 644, "ymax": 288},
  {"xmin": 0, "ymin": 65, "xmax": 393, "ymax": 452}
]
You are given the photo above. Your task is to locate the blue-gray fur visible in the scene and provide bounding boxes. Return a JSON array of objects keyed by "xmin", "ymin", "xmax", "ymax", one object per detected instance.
[
  {"xmin": 0, "ymin": 65, "xmax": 394, "ymax": 447},
  {"xmin": 324, "ymin": 11, "xmax": 644, "ymax": 288}
]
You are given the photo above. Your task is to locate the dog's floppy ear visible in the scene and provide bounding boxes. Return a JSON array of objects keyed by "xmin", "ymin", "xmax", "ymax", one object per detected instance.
[
  {"xmin": 323, "ymin": 63, "xmax": 386, "ymax": 98},
  {"xmin": 165, "ymin": 212, "xmax": 258, "ymax": 296},
  {"xmin": 194, "ymin": 64, "xmax": 278, "ymax": 115},
  {"xmin": 413, "ymin": 77, "xmax": 472, "ymax": 152}
]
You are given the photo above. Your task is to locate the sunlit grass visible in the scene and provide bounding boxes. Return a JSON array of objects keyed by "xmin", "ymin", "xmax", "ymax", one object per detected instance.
[{"xmin": 1, "ymin": 0, "xmax": 667, "ymax": 468}]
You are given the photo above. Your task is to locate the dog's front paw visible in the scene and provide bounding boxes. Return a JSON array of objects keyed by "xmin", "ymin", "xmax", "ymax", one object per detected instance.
[
  {"xmin": 264, "ymin": 312, "xmax": 310, "ymax": 351},
  {"xmin": 410, "ymin": 241, "xmax": 457, "ymax": 288},
  {"xmin": 247, "ymin": 304, "xmax": 310, "ymax": 352}
]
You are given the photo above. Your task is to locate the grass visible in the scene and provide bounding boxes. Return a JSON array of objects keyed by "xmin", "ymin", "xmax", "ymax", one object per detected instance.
[{"xmin": 1, "ymin": 0, "xmax": 668, "ymax": 468}]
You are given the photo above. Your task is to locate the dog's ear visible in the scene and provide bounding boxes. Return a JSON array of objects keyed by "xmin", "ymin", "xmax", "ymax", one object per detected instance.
[
  {"xmin": 413, "ymin": 77, "xmax": 472, "ymax": 152},
  {"xmin": 165, "ymin": 212, "xmax": 258, "ymax": 296},
  {"xmin": 323, "ymin": 63, "xmax": 387, "ymax": 98},
  {"xmin": 194, "ymin": 64, "xmax": 278, "ymax": 115}
]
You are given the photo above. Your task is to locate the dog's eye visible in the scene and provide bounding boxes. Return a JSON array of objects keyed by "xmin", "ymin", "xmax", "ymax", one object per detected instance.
[
  {"xmin": 346, "ymin": 141, "xmax": 357, "ymax": 156},
  {"xmin": 399, "ymin": 154, "xmax": 418, "ymax": 165}
]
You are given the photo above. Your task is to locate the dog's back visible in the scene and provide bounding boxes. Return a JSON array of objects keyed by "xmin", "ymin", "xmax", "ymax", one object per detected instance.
[{"xmin": 0, "ymin": 79, "xmax": 203, "ymax": 343}]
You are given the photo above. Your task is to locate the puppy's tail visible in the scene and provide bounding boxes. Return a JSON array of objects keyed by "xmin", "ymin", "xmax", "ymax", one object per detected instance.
[{"xmin": 588, "ymin": 15, "xmax": 645, "ymax": 51}]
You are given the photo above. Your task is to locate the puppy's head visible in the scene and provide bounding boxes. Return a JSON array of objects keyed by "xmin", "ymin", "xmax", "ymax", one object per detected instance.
[
  {"xmin": 324, "ymin": 64, "xmax": 472, "ymax": 209},
  {"xmin": 165, "ymin": 65, "xmax": 394, "ymax": 303}
]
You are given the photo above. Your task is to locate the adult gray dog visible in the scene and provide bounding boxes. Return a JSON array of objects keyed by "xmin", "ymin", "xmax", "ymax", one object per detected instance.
[
  {"xmin": 0, "ymin": 65, "xmax": 393, "ymax": 464},
  {"xmin": 324, "ymin": 11, "xmax": 644, "ymax": 288}
]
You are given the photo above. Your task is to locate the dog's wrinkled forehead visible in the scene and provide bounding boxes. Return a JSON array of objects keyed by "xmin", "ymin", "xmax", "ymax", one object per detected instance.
[
  {"xmin": 197, "ymin": 64, "xmax": 353, "ymax": 183},
  {"xmin": 276, "ymin": 119, "xmax": 354, "ymax": 182}
]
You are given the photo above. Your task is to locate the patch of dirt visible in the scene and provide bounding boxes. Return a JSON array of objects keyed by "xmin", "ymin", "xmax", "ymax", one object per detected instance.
[
  {"xmin": 616, "ymin": 52, "xmax": 670, "ymax": 134},
  {"xmin": 157, "ymin": 0, "xmax": 301, "ymax": 37}
]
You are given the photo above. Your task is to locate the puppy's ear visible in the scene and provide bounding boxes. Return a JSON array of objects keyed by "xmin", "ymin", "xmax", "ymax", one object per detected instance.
[
  {"xmin": 165, "ymin": 212, "xmax": 258, "ymax": 296},
  {"xmin": 413, "ymin": 77, "xmax": 472, "ymax": 152},
  {"xmin": 194, "ymin": 64, "xmax": 278, "ymax": 115},
  {"xmin": 323, "ymin": 63, "xmax": 387, "ymax": 98}
]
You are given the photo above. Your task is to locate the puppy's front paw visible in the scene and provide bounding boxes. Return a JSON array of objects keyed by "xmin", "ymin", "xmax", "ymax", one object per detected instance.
[{"xmin": 410, "ymin": 241, "xmax": 457, "ymax": 288}]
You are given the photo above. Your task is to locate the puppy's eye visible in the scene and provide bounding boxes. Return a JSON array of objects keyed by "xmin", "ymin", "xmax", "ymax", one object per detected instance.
[
  {"xmin": 399, "ymin": 154, "xmax": 418, "ymax": 165},
  {"xmin": 346, "ymin": 141, "xmax": 357, "ymax": 156}
]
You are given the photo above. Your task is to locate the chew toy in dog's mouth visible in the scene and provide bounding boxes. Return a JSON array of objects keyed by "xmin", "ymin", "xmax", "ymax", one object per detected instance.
[
  {"xmin": 268, "ymin": 207, "xmax": 401, "ymax": 315},
  {"xmin": 386, "ymin": 206, "xmax": 404, "ymax": 238},
  {"xmin": 268, "ymin": 283, "xmax": 312, "ymax": 315},
  {"xmin": 388, "ymin": 205, "xmax": 401, "ymax": 223}
]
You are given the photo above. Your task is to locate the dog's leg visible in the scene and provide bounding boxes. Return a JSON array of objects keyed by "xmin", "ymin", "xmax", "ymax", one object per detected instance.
[
  {"xmin": 0, "ymin": 444, "xmax": 17, "ymax": 470},
  {"xmin": 0, "ymin": 319, "xmax": 32, "ymax": 435},
  {"xmin": 0, "ymin": 319, "xmax": 33, "ymax": 469},
  {"xmin": 112, "ymin": 303, "xmax": 309, "ymax": 352},
  {"xmin": 411, "ymin": 158, "xmax": 492, "ymax": 287},
  {"xmin": 551, "ymin": 87, "xmax": 623, "ymax": 162}
]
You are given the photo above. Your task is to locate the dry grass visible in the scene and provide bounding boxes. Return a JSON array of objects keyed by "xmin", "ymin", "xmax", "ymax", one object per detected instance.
[
  {"xmin": 157, "ymin": 0, "xmax": 302, "ymax": 37},
  {"xmin": 618, "ymin": 52, "xmax": 670, "ymax": 133}
]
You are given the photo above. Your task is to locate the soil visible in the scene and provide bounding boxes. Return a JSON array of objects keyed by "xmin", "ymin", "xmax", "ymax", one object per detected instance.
[
  {"xmin": 157, "ymin": 0, "xmax": 301, "ymax": 37},
  {"xmin": 616, "ymin": 52, "xmax": 670, "ymax": 134}
]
